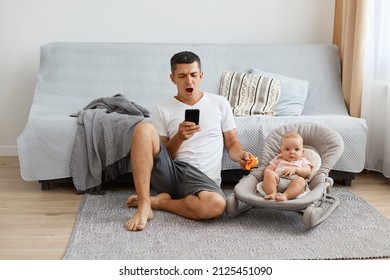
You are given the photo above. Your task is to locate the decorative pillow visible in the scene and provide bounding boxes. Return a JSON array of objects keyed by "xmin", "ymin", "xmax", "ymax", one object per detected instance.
[
  {"xmin": 219, "ymin": 70, "xmax": 281, "ymax": 116},
  {"xmin": 251, "ymin": 69, "xmax": 310, "ymax": 116}
]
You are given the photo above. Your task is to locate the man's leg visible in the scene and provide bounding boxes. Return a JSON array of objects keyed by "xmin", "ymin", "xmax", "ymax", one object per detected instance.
[
  {"xmin": 127, "ymin": 190, "xmax": 226, "ymax": 220},
  {"xmin": 151, "ymin": 190, "xmax": 226, "ymax": 220},
  {"xmin": 124, "ymin": 122, "xmax": 161, "ymax": 231}
]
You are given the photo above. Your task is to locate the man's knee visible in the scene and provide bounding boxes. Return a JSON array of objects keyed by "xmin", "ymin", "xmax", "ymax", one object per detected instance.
[
  {"xmin": 197, "ymin": 193, "xmax": 226, "ymax": 220},
  {"xmin": 133, "ymin": 121, "xmax": 156, "ymax": 137},
  {"xmin": 133, "ymin": 122, "xmax": 159, "ymax": 144},
  {"xmin": 132, "ymin": 122, "xmax": 161, "ymax": 156}
]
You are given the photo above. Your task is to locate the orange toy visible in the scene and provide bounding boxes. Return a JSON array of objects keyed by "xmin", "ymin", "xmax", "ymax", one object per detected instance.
[{"xmin": 245, "ymin": 156, "xmax": 258, "ymax": 170}]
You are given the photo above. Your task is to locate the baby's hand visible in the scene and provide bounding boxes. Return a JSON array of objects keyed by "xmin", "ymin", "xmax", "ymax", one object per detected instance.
[
  {"xmin": 280, "ymin": 167, "xmax": 296, "ymax": 177},
  {"xmin": 245, "ymin": 155, "xmax": 258, "ymax": 170}
]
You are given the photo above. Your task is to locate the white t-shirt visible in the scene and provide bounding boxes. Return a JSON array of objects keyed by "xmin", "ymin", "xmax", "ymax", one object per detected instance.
[{"xmin": 152, "ymin": 92, "xmax": 236, "ymax": 185}]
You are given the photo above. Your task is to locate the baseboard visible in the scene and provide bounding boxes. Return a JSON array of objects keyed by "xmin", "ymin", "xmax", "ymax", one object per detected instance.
[{"xmin": 0, "ymin": 146, "xmax": 18, "ymax": 156}]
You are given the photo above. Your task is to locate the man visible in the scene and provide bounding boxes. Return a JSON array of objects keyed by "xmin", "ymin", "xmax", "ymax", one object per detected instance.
[{"xmin": 124, "ymin": 51, "xmax": 253, "ymax": 231}]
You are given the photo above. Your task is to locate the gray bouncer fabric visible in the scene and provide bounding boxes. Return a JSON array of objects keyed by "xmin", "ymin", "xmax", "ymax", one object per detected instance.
[{"xmin": 226, "ymin": 122, "xmax": 344, "ymax": 228}]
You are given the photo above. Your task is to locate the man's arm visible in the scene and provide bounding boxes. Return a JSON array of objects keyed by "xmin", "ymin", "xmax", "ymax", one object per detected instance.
[
  {"xmin": 223, "ymin": 128, "xmax": 252, "ymax": 170},
  {"xmin": 163, "ymin": 121, "xmax": 200, "ymax": 158}
]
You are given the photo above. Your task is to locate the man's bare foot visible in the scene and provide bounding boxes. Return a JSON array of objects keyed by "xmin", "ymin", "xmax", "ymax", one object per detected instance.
[
  {"xmin": 125, "ymin": 195, "xmax": 138, "ymax": 208},
  {"xmin": 150, "ymin": 193, "xmax": 171, "ymax": 209},
  {"xmin": 124, "ymin": 204, "xmax": 154, "ymax": 231},
  {"xmin": 275, "ymin": 193, "xmax": 288, "ymax": 201},
  {"xmin": 126, "ymin": 193, "xmax": 172, "ymax": 209},
  {"xmin": 124, "ymin": 193, "xmax": 171, "ymax": 231},
  {"xmin": 264, "ymin": 193, "xmax": 277, "ymax": 200}
]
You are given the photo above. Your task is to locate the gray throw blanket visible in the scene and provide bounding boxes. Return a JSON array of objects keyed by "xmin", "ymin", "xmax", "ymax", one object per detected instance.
[{"xmin": 70, "ymin": 94, "xmax": 150, "ymax": 194}]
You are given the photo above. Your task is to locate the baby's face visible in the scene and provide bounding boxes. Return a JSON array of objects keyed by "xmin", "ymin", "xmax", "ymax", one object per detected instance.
[{"xmin": 280, "ymin": 137, "xmax": 303, "ymax": 162}]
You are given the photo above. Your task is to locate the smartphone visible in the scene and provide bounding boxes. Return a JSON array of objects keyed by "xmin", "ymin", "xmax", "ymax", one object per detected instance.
[{"xmin": 185, "ymin": 109, "xmax": 200, "ymax": 125}]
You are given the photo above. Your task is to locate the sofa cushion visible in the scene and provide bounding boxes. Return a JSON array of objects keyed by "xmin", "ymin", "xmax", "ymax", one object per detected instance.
[
  {"xmin": 251, "ymin": 69, "xmax": 309, "ymax": 116},
  {"xmin": 219, "ymin": 70, "xmax": 281, "ymax": 116}
]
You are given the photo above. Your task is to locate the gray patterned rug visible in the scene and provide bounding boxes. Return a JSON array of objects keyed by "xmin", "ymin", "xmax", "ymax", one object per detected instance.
[{"xmin": 63, "ymin": 187, "xmax": 390, "ymax": 260}]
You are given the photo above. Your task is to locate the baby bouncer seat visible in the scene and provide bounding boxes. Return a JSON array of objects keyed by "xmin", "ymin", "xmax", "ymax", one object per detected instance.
[{"xmin": 226, "ymin": 122, "xmax": 344, "ymax": 228}]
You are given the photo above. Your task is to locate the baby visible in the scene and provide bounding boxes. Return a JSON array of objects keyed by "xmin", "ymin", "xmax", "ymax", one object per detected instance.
[{"xmin": 260, "ymin": 131, "xmax": 313, "ymax": 201}]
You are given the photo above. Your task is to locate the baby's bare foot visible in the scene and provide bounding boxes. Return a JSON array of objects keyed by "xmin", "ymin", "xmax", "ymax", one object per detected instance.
[
  {"xmin": 276, "ymin": 193, "xmax": 288, "ymax": 201},
  {"xmin": 264, "ymin": 193, "xmax": 277, "ymax": 200}
]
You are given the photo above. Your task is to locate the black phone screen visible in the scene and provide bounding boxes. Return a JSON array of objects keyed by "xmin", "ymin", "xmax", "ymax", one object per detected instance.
[{"xmin": 184, "ymin": 109, "xmax": 200, "ymax": 125}]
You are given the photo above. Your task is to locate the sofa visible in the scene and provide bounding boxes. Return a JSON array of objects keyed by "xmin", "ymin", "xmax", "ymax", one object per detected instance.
[{"xmin": 17, "ymin": 42, "xmax": 367, "ymax": 189}]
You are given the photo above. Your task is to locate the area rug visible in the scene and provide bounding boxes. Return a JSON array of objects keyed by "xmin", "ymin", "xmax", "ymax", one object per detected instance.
[{"xmin": 63, "ymin": 187, "xmax": 390, "ymax": 260}]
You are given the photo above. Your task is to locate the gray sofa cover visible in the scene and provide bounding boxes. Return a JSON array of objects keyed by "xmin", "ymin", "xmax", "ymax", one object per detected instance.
[{"xmin": 17, "ymin": 42, "xmax": 367, "ymax": 187}]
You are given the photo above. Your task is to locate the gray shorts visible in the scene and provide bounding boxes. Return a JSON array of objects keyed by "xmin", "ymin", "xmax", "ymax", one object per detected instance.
[{"xmin": 150, "ymin": 142, "xmax": 226, "ymax": 200}]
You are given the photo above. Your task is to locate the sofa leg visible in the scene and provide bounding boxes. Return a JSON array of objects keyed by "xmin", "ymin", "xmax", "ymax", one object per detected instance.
[
  {"xmin": 341, "ymin": 179, "xmax": 352, "ymax": 186},
  {"xmin": 39, "ymin": 180, "xmax": 50, "ymax": 190},
  {"xmin": 329, "ymin": 170, "xmax": 356, "ymax": 186}
]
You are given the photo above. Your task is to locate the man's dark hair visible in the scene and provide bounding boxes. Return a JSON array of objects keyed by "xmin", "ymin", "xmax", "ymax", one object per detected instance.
[{"xmin": 170, "ymin": 51, "xmax": 201, "ymax": 73}]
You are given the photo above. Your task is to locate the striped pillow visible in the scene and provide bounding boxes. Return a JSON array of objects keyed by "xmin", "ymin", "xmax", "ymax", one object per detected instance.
[{"xmin": 219, "ymin": 70, "xmax": 282, "ymax": 116}]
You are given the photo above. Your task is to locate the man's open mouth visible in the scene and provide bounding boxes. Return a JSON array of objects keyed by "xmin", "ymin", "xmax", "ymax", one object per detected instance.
[{"xmin": 186, "ymin": 87, "xmax": 194, "ymax": 93}]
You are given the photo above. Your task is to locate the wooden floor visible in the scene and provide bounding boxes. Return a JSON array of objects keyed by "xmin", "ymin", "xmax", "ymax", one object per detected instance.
[{"xmin": 1, "ymin": 156, "xmax": 390, "ymax": 260}]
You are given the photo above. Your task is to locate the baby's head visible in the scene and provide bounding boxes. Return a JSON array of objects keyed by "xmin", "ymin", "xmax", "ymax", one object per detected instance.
[{"xmin": 279, "ymin": 131, "xmax": 304, "ymax": 162}]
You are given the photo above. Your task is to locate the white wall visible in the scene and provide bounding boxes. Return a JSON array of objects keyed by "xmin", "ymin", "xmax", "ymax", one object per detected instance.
[{"xmin": 0, "ymin": 0, "xmax": 335, "ymax": 155}]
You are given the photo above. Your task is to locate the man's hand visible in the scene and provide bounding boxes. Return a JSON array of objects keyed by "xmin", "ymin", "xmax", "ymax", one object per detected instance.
[
  {"xmin": 238, "ymin": 151, "xmax": 257, "ymax": 170},
  {"xmin": 164, "ymin": 121, "xmax": 200, "ymax": 158},
  {"xmin": 223, "ymin": 129, "xmax": 256, "ymax": 170},
  {"xmin": 177, "ymin": 121, "xmax": 201, "ymax": 140},
  {"xmin": 244, "ymin": 155, "xmax": 259, "ymax": 170}
]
